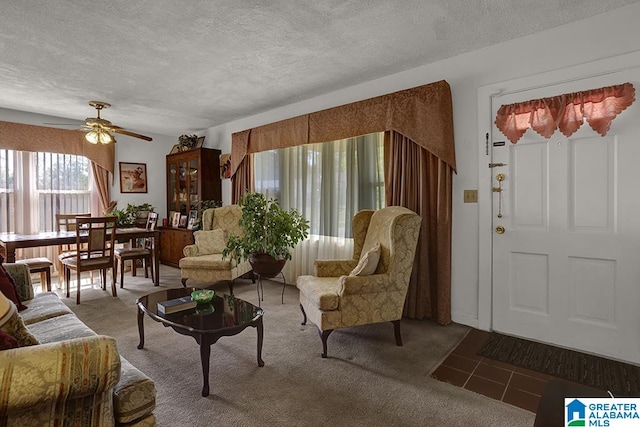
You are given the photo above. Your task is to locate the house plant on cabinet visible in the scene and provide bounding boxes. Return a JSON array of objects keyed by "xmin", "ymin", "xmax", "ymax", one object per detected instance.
[{"xmin": 222, "ymin": 191, "xmax": 309, "ymax": 277}]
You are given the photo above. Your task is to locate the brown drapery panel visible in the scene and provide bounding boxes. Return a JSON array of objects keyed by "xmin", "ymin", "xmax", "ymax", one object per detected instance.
[
  {"xmin": 230, "ymin": 80, "xmax": 455, "ymax": 178},
  {"xmin": 0, "ymin": 121, "xmax": 115, "ymax": 173},
  {"xmin": 91, "ymin": 163, "xmax": 115, "ymax": 214},
  {"xmin": 231, "ymin": 154, "xmax": 254, "ymax": 204},
  {"xmin": 495, "ymin": 82, "xmax": 635, "ymax": 144},
  {"xmin": 229, "ymin": 80, "xmax": 455, "ymax": 323},
  {"xmin": 385, "ymin": 131, "xmax": 453, "ymax": 325}
]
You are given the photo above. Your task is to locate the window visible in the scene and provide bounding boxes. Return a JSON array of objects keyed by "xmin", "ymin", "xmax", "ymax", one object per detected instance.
[
  {"xmin": 36, "ymin": 152, "xmax": 91, "ymax": 232},
  {"xmin": 253, "ymin": 132, "xmax": 385, "ymax": 280},
  {"xmin": 0, "ymin": 150, "xmax": 15, "ymax": 233},
  {"xmin": 0, "ymin": 149, "xmax": 92, "ymax": 234}
]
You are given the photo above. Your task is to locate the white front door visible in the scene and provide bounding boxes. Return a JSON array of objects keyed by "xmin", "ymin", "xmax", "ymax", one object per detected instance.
[{"xmin": 491, "ymin": 68, "xmax": 640, "ymax": 364}]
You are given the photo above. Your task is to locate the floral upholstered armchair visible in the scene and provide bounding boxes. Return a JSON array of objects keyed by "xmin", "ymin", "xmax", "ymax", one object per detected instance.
[
  {"xmin": 296, "ymin": 206, "xmax": 422, "ymax": 358},
  {"xmin": 179, "ymin": 205, "xmax": 253, "ymax": 292}
]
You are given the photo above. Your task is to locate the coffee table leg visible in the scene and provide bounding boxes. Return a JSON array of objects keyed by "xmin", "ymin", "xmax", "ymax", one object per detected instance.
[
  {"xmin": 136, "ymin": 306, "xmax": 145, "ymax": 349},
  {"xmin": 200, "ymin": 340, "xmax": 211, "ymax": 397},
  {"xmin": 257, "ymin": 317, "xmax": 265, "ymax": 367}
]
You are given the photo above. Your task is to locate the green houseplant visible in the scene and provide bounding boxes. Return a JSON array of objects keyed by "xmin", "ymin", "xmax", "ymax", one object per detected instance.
[
  {"xmin": 222, "ymin": 191, "xmax": 309, "ymax": 277},
  {"xmin": 107, "ymin": 203, "xmax": 155, "ymax": 228}
]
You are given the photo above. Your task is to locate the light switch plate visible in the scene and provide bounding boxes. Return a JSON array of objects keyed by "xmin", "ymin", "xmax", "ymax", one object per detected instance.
[{"xmin": 464, "ymin": 190, "xmax": 478, "ymax": 203}]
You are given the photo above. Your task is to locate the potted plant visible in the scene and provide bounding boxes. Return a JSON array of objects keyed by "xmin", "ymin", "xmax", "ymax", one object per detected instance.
[
  {"xmin": 129, "ymin": 202, "xmax": 156, "ymax": 227},
  {"xmin": 222, "ymin": 191, "xmax": 309, "ymax": 277},
  {"xmin": 106, "ymin": 203, "xmax": 155, "ymax": 228}
]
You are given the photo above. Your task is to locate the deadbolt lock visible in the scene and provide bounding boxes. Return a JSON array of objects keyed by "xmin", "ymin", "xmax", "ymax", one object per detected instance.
[{"xmin": 495, "ymin": 225, "xmax": 505, "ymax": 234}]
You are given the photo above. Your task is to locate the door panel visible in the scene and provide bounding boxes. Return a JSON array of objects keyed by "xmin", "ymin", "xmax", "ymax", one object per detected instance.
[
  {"xmin": 511, "ymin": 142, "xmax": 547, "ymax": 229},
  {"xmin": 569, "ymin": 135, "xmax": 615, "ymax": 231},
  {"xmin": 491, "ymin": 68, "xmax": 640, "ymax": 364}
]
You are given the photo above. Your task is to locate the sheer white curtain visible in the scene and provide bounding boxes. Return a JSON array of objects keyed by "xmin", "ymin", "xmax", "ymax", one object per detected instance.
[
  {"xmin": 1, "ymin": 150, "xmax": 97, "ymax": 281},
  {"xmin": 254, "ymin": 132, "xmax": 385, "ymax": 283}
]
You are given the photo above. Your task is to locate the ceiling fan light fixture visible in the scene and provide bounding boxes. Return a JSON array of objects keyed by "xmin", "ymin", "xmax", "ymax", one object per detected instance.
[
  {"xmin": 78, "ymin": 101, "xmax": 151, "ymax": 144},
  {"xmin": 85, "ymin": 128, "xmax": 115, "ymax": 144},
  {"xmin": 85, "ymin": 130, "xmax": 100, "ymax": 144},
  {"xmin": 99, "ymin": 130, "xmax": 115, "ymax": 144}
]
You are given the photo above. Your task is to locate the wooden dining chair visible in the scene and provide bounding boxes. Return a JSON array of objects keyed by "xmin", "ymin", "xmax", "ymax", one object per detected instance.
[
  {"xmin": 56, "ymin": 213, "xmax": 91, "ymax": 289},
  {"xmin": 61, "ymin": 216, "xmax": 117, "ymax": 304},
  {"xmin": 114, "ymin": 212, "xmax": 158, "ymax": 288},
  {"xmin": 15, "ymin": 257, "xmax": 53, "ymax": 292}
]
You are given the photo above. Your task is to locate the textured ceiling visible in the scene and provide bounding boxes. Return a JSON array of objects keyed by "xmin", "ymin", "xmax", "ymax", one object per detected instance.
[{"xmin": 0, "ymin": 0, "xmax": 638, "ymax": 137}]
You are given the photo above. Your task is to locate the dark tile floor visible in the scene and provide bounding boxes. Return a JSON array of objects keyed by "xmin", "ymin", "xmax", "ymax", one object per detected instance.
[{"xmin": 431, "ymin": 328, "xmax": 572, "ymax": 413}]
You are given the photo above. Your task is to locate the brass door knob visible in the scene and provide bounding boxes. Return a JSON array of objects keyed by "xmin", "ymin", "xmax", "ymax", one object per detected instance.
[{"xmin": 495, "ymin": 225, "xmax": 505, "ymax": 234}]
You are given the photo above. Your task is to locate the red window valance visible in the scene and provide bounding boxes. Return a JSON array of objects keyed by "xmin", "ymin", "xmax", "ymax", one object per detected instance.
[{"xmin": 495, "ymin": 82, "xmax": 635, "ymax": 144}]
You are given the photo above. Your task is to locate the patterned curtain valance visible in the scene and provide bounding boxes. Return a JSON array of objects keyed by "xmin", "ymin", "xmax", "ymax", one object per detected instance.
[
  {"xmin": 0, "ymin": 121, "xmax": 115, "ymax": 173},
  {"xmin": 495, "ymin": 82, "xmax": 635, "ymax": 144},
  {"xmin": 230, "ymin": 80, "xmax": 455, "ymax": 176}
]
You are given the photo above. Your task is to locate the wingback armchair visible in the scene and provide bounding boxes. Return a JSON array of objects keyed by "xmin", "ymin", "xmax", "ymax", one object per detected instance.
[
  {"xmin": 296, "ymin": 206, "xmax": 422, "ymax": 358},
  {"xmin": 179, "ymin": 205, "xmax": 253, "ymax": 292}
]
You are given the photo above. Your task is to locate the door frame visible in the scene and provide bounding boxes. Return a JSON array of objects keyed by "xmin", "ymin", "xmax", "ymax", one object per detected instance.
[{"xmin": 476, "ymin": 50, "xmax": 640, "ymax": 331}]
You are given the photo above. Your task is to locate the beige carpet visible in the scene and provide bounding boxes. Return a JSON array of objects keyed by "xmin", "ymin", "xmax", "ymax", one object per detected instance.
[{"xmin": 54, "ymin": 265, "xmax": 535, "ymax": 427}]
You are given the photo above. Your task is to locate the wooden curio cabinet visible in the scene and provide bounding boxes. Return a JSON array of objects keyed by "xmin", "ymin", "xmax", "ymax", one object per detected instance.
[
  {"xmin": 161, "ymin": 147, "xmax": 221, "ymax": 267},
  {"xmin": 166, "ymin": 147, "xmax": 221, "ymax": 217}
]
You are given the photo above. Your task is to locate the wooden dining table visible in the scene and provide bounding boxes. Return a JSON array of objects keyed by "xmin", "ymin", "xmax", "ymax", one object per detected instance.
[{"xmin": 0, "ymin": 228, "xmax": 161, "ymax": 286}]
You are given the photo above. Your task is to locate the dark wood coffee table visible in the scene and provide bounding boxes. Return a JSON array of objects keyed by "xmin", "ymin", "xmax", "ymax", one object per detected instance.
[{"xmin": 136, "ymin": 287, "xmax": 264, "ymax": 397}]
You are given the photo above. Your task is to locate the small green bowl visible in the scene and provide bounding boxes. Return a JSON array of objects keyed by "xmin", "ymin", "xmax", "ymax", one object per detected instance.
[{"xmin": 191, "ymin": 289, "xmax": 215, "ymax": 304}]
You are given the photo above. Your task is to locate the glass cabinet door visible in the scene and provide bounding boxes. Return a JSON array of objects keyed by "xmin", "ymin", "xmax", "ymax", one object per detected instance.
[
  {"xmin": 166, "ymin": 148, "xmax": 221, "ymax": 223},
  {"xmin": 168, "ymin": 161, "xmax": 178, "ymax": 212},
  {"xmin": 178, "ymin": 161, "xmax": 188, "ymax": 213},
  {"xmin": 189, "ymin": 158, "xmax": 199, "ymax": 212}
]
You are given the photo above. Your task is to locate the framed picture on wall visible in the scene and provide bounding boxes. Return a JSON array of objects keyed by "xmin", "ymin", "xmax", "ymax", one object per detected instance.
[
  {"xmin": 220, "ymin": 153, "xmax": 231, "ymax": 179},
  {"xmin": 119, "ymin": 162, "xmax": 148, "ymax": 193}
]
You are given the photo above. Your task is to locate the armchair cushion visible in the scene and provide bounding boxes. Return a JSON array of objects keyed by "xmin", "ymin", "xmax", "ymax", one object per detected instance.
[
  {"xmin": 193, "ymin": 229, "xmax": 226, "ymax": 255},
  {"xmin": 179, "ymin": 253, "xmax": 233, "ymax": 269},
  {"xmin": 349, "ymin": 243, "xmax": 381, "ymax": 276},
  {"xmin": 296, "ymin": 276, "xmax": 341, "ymax": 311}
]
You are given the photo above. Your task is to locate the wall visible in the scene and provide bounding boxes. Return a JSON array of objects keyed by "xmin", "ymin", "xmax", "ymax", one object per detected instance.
[
  {"xmin": 0, "ymin": 107, "xmax": 174, "ymax": 219},
  {"xmin": 200, "ymin": 3, "xmax": 640, "ymax": 327},
  {"xmin": 112, "ymin": 130, "xmax": 174, "ymax": 219}
]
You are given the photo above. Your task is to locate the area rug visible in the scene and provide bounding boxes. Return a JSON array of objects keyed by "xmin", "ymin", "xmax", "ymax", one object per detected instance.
[
  {"xmin": 478, "ymin": 332, "xmax": 640, "ymax": 396},
  {"xmin": 56, "ymin": 265, "xmax": 535, "ymax": 426}
]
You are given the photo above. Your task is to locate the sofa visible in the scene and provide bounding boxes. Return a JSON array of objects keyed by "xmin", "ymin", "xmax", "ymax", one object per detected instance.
[
  {"xmin": 0, "ymin": 263, "xmax": 156, "ymax": 426},
  {"xmin": 179, "ymin": 205, "xmax": 252, "ymax": 290}
]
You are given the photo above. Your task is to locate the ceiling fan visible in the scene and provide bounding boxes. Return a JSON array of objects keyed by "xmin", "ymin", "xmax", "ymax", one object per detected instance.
[{"xmin": 47, "ymin": 101, "xmax": 153, "ymax": 144}]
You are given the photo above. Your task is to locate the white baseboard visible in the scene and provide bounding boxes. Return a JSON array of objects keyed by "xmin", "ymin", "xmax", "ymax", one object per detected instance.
[{"xmin": 451, "ymin": 312, "xmax": 479, "ymax": 329}]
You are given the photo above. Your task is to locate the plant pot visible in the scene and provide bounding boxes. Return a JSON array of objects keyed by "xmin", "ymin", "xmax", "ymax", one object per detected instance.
[{"xmin": 249, "ymin": 253, "xmax": 286, "ymax": 278}]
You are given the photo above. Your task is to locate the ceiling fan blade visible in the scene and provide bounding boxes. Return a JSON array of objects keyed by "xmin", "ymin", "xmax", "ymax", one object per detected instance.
[
  {"xmin": 110, "ymin": 128, "xmax": 153, "ymax": 142},
  {"xmin": 44, "ymin": 123, "xmax": 80, "ymax": 126}
]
